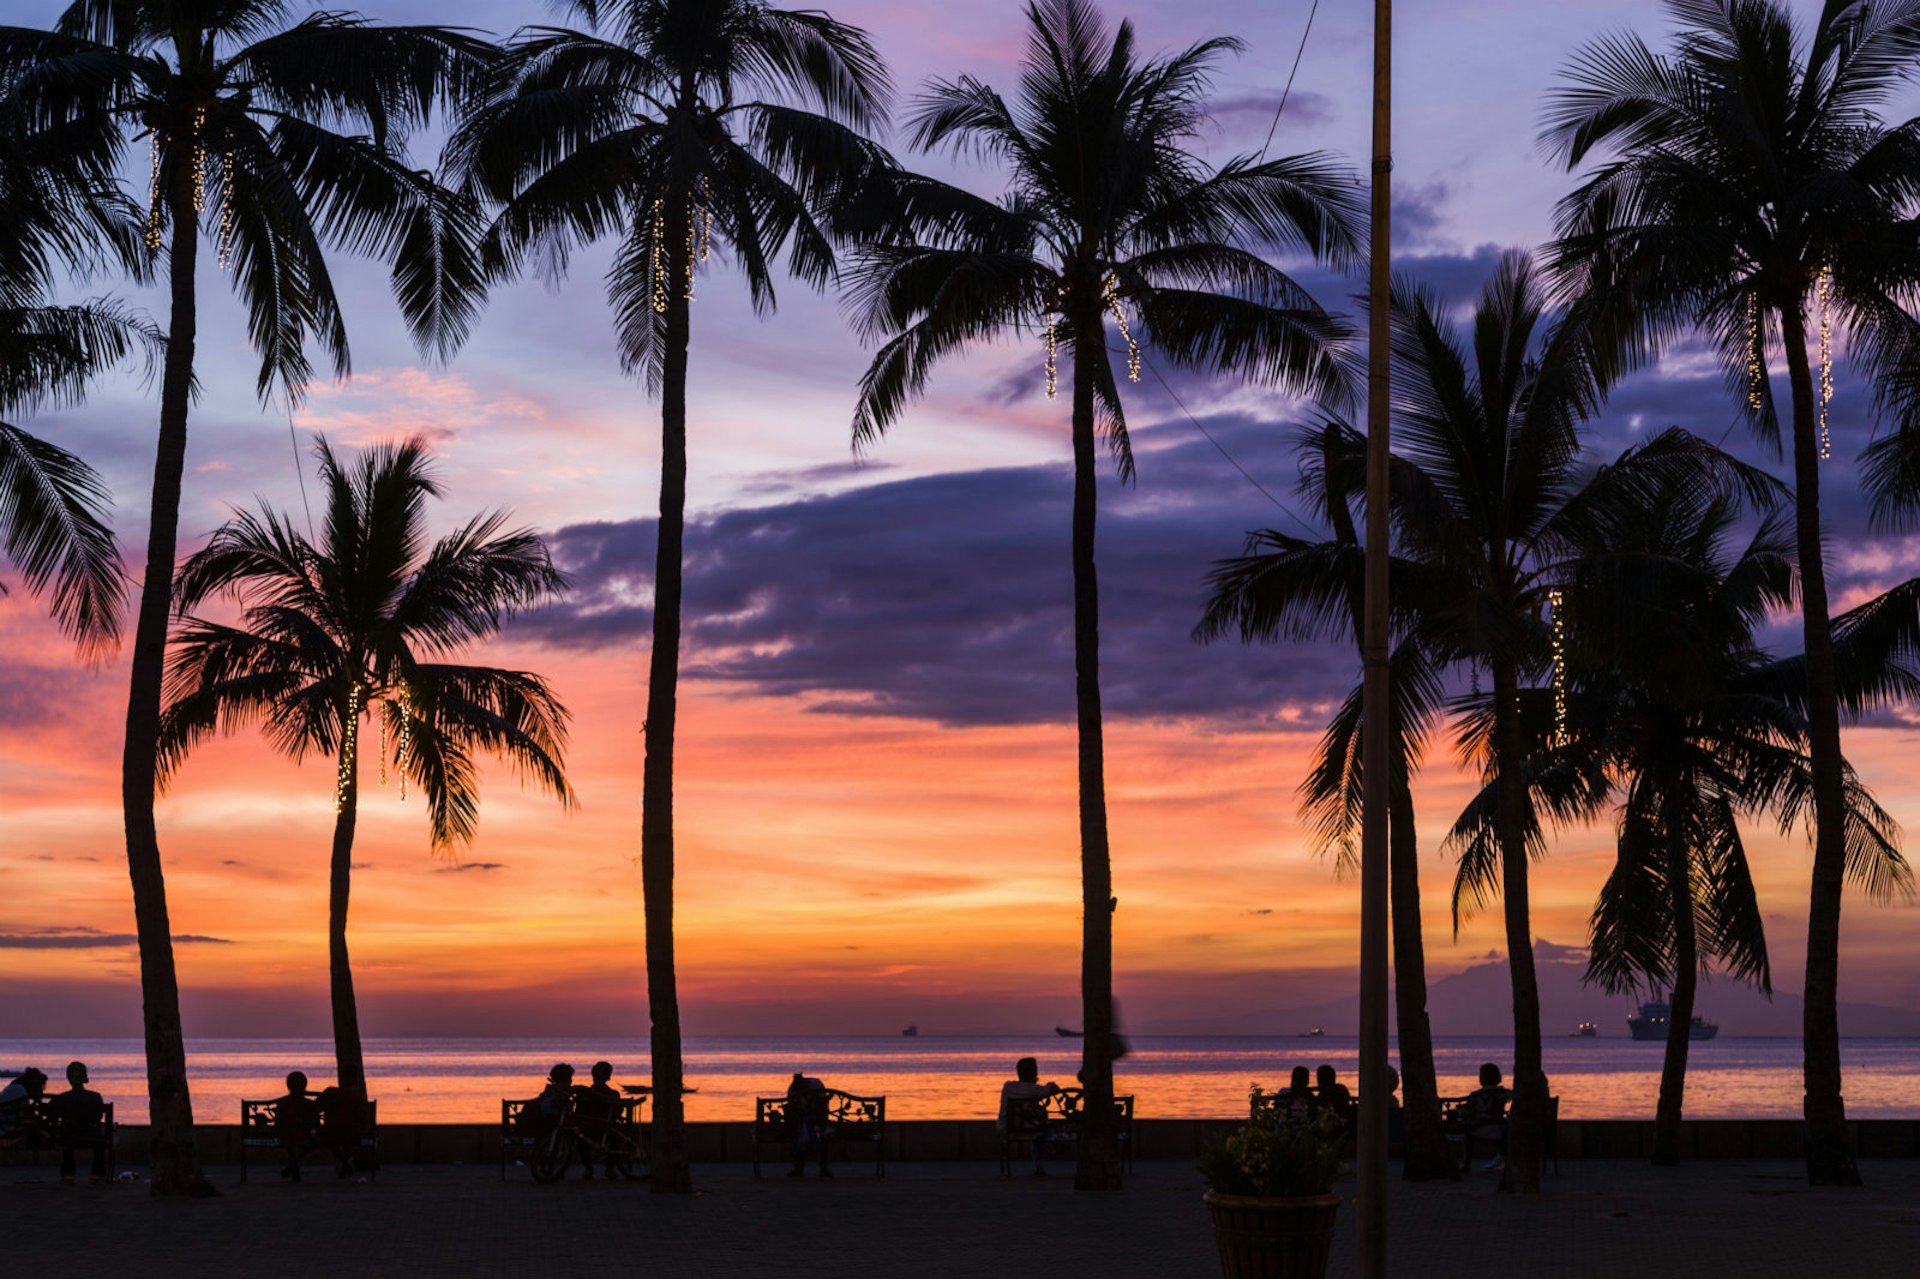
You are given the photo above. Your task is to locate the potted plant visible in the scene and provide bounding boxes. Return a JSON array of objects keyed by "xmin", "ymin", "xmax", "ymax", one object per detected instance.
[{"xmin": 1197, "ymin": 1086, "xmax": 1348, "ymax": 1279}]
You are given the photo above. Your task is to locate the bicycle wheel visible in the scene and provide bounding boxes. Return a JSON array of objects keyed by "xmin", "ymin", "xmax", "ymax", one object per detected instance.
[
  {"xmin": 604, "ymin": 1127, "xmax": 649, "ymax": 1180},
  {"xmin": 529, "ymin": 1127, "xmax": 572, "ymax": 1183}
]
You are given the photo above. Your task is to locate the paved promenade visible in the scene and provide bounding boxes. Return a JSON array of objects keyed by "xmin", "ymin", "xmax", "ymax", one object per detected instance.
[{"xmin": 6, "ymin": 1158, "xmax": 1917, "ymax": 1278}]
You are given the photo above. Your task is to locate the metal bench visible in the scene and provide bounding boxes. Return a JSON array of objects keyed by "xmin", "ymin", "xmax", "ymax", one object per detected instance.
[
  {"xmin": 501, "ymin": 1093, "xmax": 647, "ymax": 1180},
  {"xmin": 753, "ymin": 1089, "xmax": 886, "ymax": 1178},
  {"xmin": 998, "ymin": 1088, "xmax": 1135, "ymax": 1175},
  {"xmin": 0, "ymin": 1096, "xmax": 115, "ymax": 1179}
]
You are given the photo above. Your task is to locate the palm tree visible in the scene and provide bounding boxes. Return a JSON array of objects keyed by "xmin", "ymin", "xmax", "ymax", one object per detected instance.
[
  {"xmin": 1542, "ymin": 0, "xmax": 1920, "ymax": 1185},
  {"xmin": 1569, "ymin": 488, "xmax": 1791, "ymax": 1167},
  {"xmin": 447, "ymin": 0, "xmax": 891, "ymax": 1194},
  {"xmin": 846, "ymin": 0, "xmax": 1361, "ymax": 1190},
  {"xmin": 0, "ymin": 1, "xmax": 489, "ymax": 1194},
  {"xmin": 1388, "ymin": 250, "xmax": 1777, "ymax": 1192},
  {"xmin": 1195, "ymin": 419, "xmax": 1456, "ymax": 1181},
  {"xmin": 1, "ymin": 303, "xmax": 142, "ymax": 653},
  {"xmin": 0, "ymin": 80, "xmax": 144, "ymax": 653},
  {"xmin": 156, "ymin": 437, "xmax": 573, "ymax": 1105}
]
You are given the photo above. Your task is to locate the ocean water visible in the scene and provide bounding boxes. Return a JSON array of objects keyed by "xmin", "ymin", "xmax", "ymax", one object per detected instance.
[{"xmin": 4, "ymin": 1035, "xmax": 1917, "ymax": 1125}]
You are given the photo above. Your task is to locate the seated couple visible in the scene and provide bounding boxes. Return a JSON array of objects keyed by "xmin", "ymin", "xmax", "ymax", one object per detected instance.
[
  {"xmin": 272, "ymin": 1072, "xmax": 371, "ymax": 1182},
  {"xmin": 0, "ymin": 1062, "xmax": 111, "ymax": 1184}
]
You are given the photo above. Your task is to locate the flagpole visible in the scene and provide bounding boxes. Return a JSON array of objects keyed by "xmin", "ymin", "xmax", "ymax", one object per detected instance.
[{"xmin": 1357, "ymin": 0, "xmax": 1394, "ymax": 1273}]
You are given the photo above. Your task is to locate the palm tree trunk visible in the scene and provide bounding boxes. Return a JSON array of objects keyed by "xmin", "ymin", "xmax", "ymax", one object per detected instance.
[
  {"xmin": 1068, "ymin": 298, "xmax": 1120, "ymax": 1192},
  {"xmin": 1776, "ymin": 300, "xmax": 1860, "ymax": 1187},
  {"xmin": 1389, "ymin": 780, "xmax": 1452, "ymax": 1180},
  {"xmin": 1489, "ymin": 658, "xmax": 1544, "ymax": 1194},
  {"xmin": 1652, "ymin": 829, "xmax": 1696, "ymax": 1167},
  {"xmin": 330, "ymin": 742, "xmax": 367, "ymax": 1099},
  {"xmin": 120, "ymin": 150, "xmax": 206, "ymax": 1197},
  {"xmin": 642, "ymin": 192, "xmax": 693, "ymax": 1195}
]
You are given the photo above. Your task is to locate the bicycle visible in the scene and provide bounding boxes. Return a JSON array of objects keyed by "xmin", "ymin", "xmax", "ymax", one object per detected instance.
[{"xmin": 529, "ymin": 1091, "xmax": 648, "ymax": 1183}]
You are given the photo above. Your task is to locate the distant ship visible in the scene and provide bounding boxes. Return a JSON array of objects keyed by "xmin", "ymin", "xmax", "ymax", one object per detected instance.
[
  {"xmin": 1573, "ymin": 1022, "xmax": 1598, "ymax": 1038},
  {"xmin": 1627, "ymin": 1000, "xmax": 1718, "ymax": 1042},
  {"xmin": 1055, "ymin": 1026, "xmax": 1083, "ymax": 1038},
  {"xmin": 901, "ymin": 1024, "xmax": 919, "ymax": 1037},
  {"xmin": 1299, "ymin": 1027, "xmax": 1325, "ymax": 1038}
]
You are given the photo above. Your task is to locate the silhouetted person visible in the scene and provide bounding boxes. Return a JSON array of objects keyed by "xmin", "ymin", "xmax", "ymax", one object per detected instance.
[
  {"xmin": 537, "ymin": 1062, "xmax": 576, "ymax": 1126},
  {"xmin": 1314, "ymin": 1063, "xmax": 1353, "ymax": 1110},
  {"xmin": 1383, "ymin": 1063, "xmax": 1406, "ymax": 1152},
  {"xmin": 997, "ymin": 1057, "xmax": 1061, "ymax": 1175},
  {"xmin": 1462, "ymin": 1062, "xmax": 1512, "ymax": 1171},
  {"xmin": 578, "ymin": 1061, "xmax": 625, "ymax": 1180},
  {"xmin": 786, "ymin": 1072, "xmax": 831, "ymax": 1178},
  {"xmin": 313, "ymin": 1084, "xmax": 370, "ymax": 1179},
  {"xmin": 48, "ymin": 1061, "xmax": 107, "ymax": 1184},
  {"xmin": 1276, "ymin": 1066, "xmax": 1314, "ymax": 1119},
  {"xmin": 0, "ymin": 1068, "xmax": 49, "ymax": 1150},
  {"xmin": 272, "ymin": 1071, "xmax": 321, "ymax": 1181}
]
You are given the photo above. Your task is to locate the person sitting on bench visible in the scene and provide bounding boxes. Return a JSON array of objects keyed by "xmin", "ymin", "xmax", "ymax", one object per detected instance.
[
  {"xmin": 997, "ymin": 1057, "xmax": 1061, "ymax": 1175},
  {"xmin": 786, "ymin": 1072, "xmax": 831, "ymax": 1178},
  {"xmin": 48, "ymin": 1062, "xmax": 108, "ymax": 1184},
  {"xmin": 273, "ymin": 1071, "xmax": 322, "ymax": 1181},
  {"xmin": 0, "ymin": 1068, "xmax": 49, "ymax": 1150},
  {"xmin": 1461, "ymin": 1062, "xmax": 1513, "ymax": 1171}
]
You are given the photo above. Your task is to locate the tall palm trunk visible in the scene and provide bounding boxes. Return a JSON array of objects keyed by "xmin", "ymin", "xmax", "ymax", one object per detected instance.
[
  {"xmin": 642, "ymin": 188, "xmax": 693, "ymax": 1195},
  {"xmin": 1490, "ymin": 658, "xmax": 1544, "ymax": 1193},
  {"xmin": 330, "ymin": 741, "xmax": 367, "ymax": 1099},
  {"xmin": 1652, "ymin": 822, "xmax": 1696, "ymax": 1167},
  {"xmin": 1069, "ymin": 297, "xmax": 1120, "ymax": 1192},
  {"xmin": 1777, "ymin": 300, "xmax": 1860, "ymax": 1187},
  {"xmin": 1389, "ymin": 781, "xmax": 1452, "ymax": 1179},
  {"xmin": 120, "ymin": 142, "xmax": 205, "ymax": 1197}
]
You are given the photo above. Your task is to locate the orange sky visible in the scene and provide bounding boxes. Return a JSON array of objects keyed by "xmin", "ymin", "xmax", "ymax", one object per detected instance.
[{"xmin": 7, "ymin": 588, "xmax": 1919, "ymax": 1037}]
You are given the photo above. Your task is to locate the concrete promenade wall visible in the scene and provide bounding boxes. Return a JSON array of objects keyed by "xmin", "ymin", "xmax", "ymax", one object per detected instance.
[{"xmin": 37, "ymin": 1117, "xmax": 1920, "ymax": 1168}]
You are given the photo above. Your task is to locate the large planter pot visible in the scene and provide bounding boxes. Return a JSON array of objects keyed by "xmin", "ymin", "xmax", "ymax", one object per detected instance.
[{"xmin": 1202, "ymin": 1190, "xmax": 1342, "ymax": 1279}]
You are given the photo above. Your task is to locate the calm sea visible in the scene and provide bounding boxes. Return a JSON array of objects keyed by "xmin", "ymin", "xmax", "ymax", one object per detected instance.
[{"xmin": 4, "ymin": 1035, "xmax": 1917, "ymax": 1124}]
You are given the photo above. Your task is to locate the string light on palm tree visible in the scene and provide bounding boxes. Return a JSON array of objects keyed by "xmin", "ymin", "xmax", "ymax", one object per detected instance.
[
  {"xmin": 1548, "ymin": 588, "xmax": 1569, "ymax": 748},
  {"xmin": 1103, "ymin": 273, "xmax": 1141, "ymax": 382},
  {"xmin": 650, "ymin": 198, "xmax": 666, "ymax": 314},
  {"xmin": 144, "ymin": 131, "xmax": 163, "ymax": 251},
  {"xmin": 191, "ymin": 109, "xmax": 207, "ymax": 213},
  {"xmin": 396, "ymin": 690, "xmax": 411, "ymax": 802},
  {"xmin": 1746, "ymin": 291, "xmax": 1763, "ymax": 412},
  {"xmin": 216, "ymin": 150, "xmax": 236, "ymax": 271},
  {"xmin": 1044, "ymin": 283, "xmax": 1066, "ymax": 400},
  {"xmin": 697, "ymin": 176, "xmax": 712, "ymax": 264},
  {"xmin": 335, "ymin": 681, "xmax": 363, "ymax": 813},
  {"xmin": 1817, "ymin": 265, "xmax": 1834, "ymax": 460}
]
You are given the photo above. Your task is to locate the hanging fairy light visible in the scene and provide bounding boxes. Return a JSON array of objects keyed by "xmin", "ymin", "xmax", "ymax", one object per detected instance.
[
  {"xmin": 1746, "ymin": 291, "xmax": 1763, "ymax": 413},
  {"xmin": 650, "ymin": 198, "xmax": 666, "ymax": 314},
  {"xmin": 697, "ymin": 177, "xmax": 712, "ymax": 264},
  {"xmin": 335, "ymin": 682, "xmax": 363, "ymax": 813},
  {"xmin": 1045, "ymin": 311, "xmax": 1058, "ymax": 400},
  {"xmin": 396, "ymin": 690, "xmax": 411, "ymax": 803},
  {"xmin": 1818, "ymin": 265, "xmax": 1834, "ymax": 460},
  {"xmin": 216, "ymin": 150, "xmax": 236, "ymax": 271},
  {"xmin": 1548, "ymin": 589, "xmax": 1569, "ymax": 749},
  {"xmin": 377, "ymin": 698, "xmax": 388, "ymax": 788},
  {"xmin": 683, "ymin": 192, "xmax": 697, "ymax": 302},
  {"xmin": 191, "ymin": 108, "xmax": 207, "ymax": 213},
  {"xmin": 1103, "ymin": 273, "xmax": 1141, "ymax": 382},
  {"xmin": 145, "ymin": 132, "xmax": 163, "ymax": 251}
]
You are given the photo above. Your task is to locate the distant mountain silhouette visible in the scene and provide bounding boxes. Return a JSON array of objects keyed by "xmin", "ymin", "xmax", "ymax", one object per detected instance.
[{"xmin": 1138, "ymin": 939, "xmax": 1920, "ymax": 1037}]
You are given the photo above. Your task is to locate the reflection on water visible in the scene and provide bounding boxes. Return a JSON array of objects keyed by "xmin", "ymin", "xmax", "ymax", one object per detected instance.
[{"xmin": 5, "ymin": 1035, "xmax": 1917, "ymax": 1124}]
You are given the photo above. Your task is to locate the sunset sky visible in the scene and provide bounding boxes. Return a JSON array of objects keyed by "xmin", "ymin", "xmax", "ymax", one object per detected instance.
[{"xmin": 3, "ymin": 0, "xmax": 1918, "ymax": 1039}]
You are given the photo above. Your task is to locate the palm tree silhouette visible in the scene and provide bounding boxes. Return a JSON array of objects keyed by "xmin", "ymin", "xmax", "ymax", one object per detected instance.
[
  {"xmin": 1389, "ymin": 251, "xmax": 1776, "ymax": 1192},
  {"xmin": 0, "ymin": 81, "xmax": 148, "ymax": 653},
  {"xmin": 1543, "ymin": 0, "xmax": 1920, "ymax": 1185},
  {"xmin": 157, "ymin": 437, "xmax": 573, "ymax": 1105},
  {"xmin": 1196, "ymin": 418, "xmax": 1456, "ymax": 1182},
  {"xmin": 448, "ymin": 0, "xmax": 891, "ymax": 1193},
  {"xmin": 847, "ymin": 0, "xmax": 1360, "ymax": 1190},
  {"xmin": 0, "ymin": 303, "xmax": 144, "ymax": 654},
  {"xmin": 0, "ymin": 0, "xmax": 490, "ymax": 1192}
]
